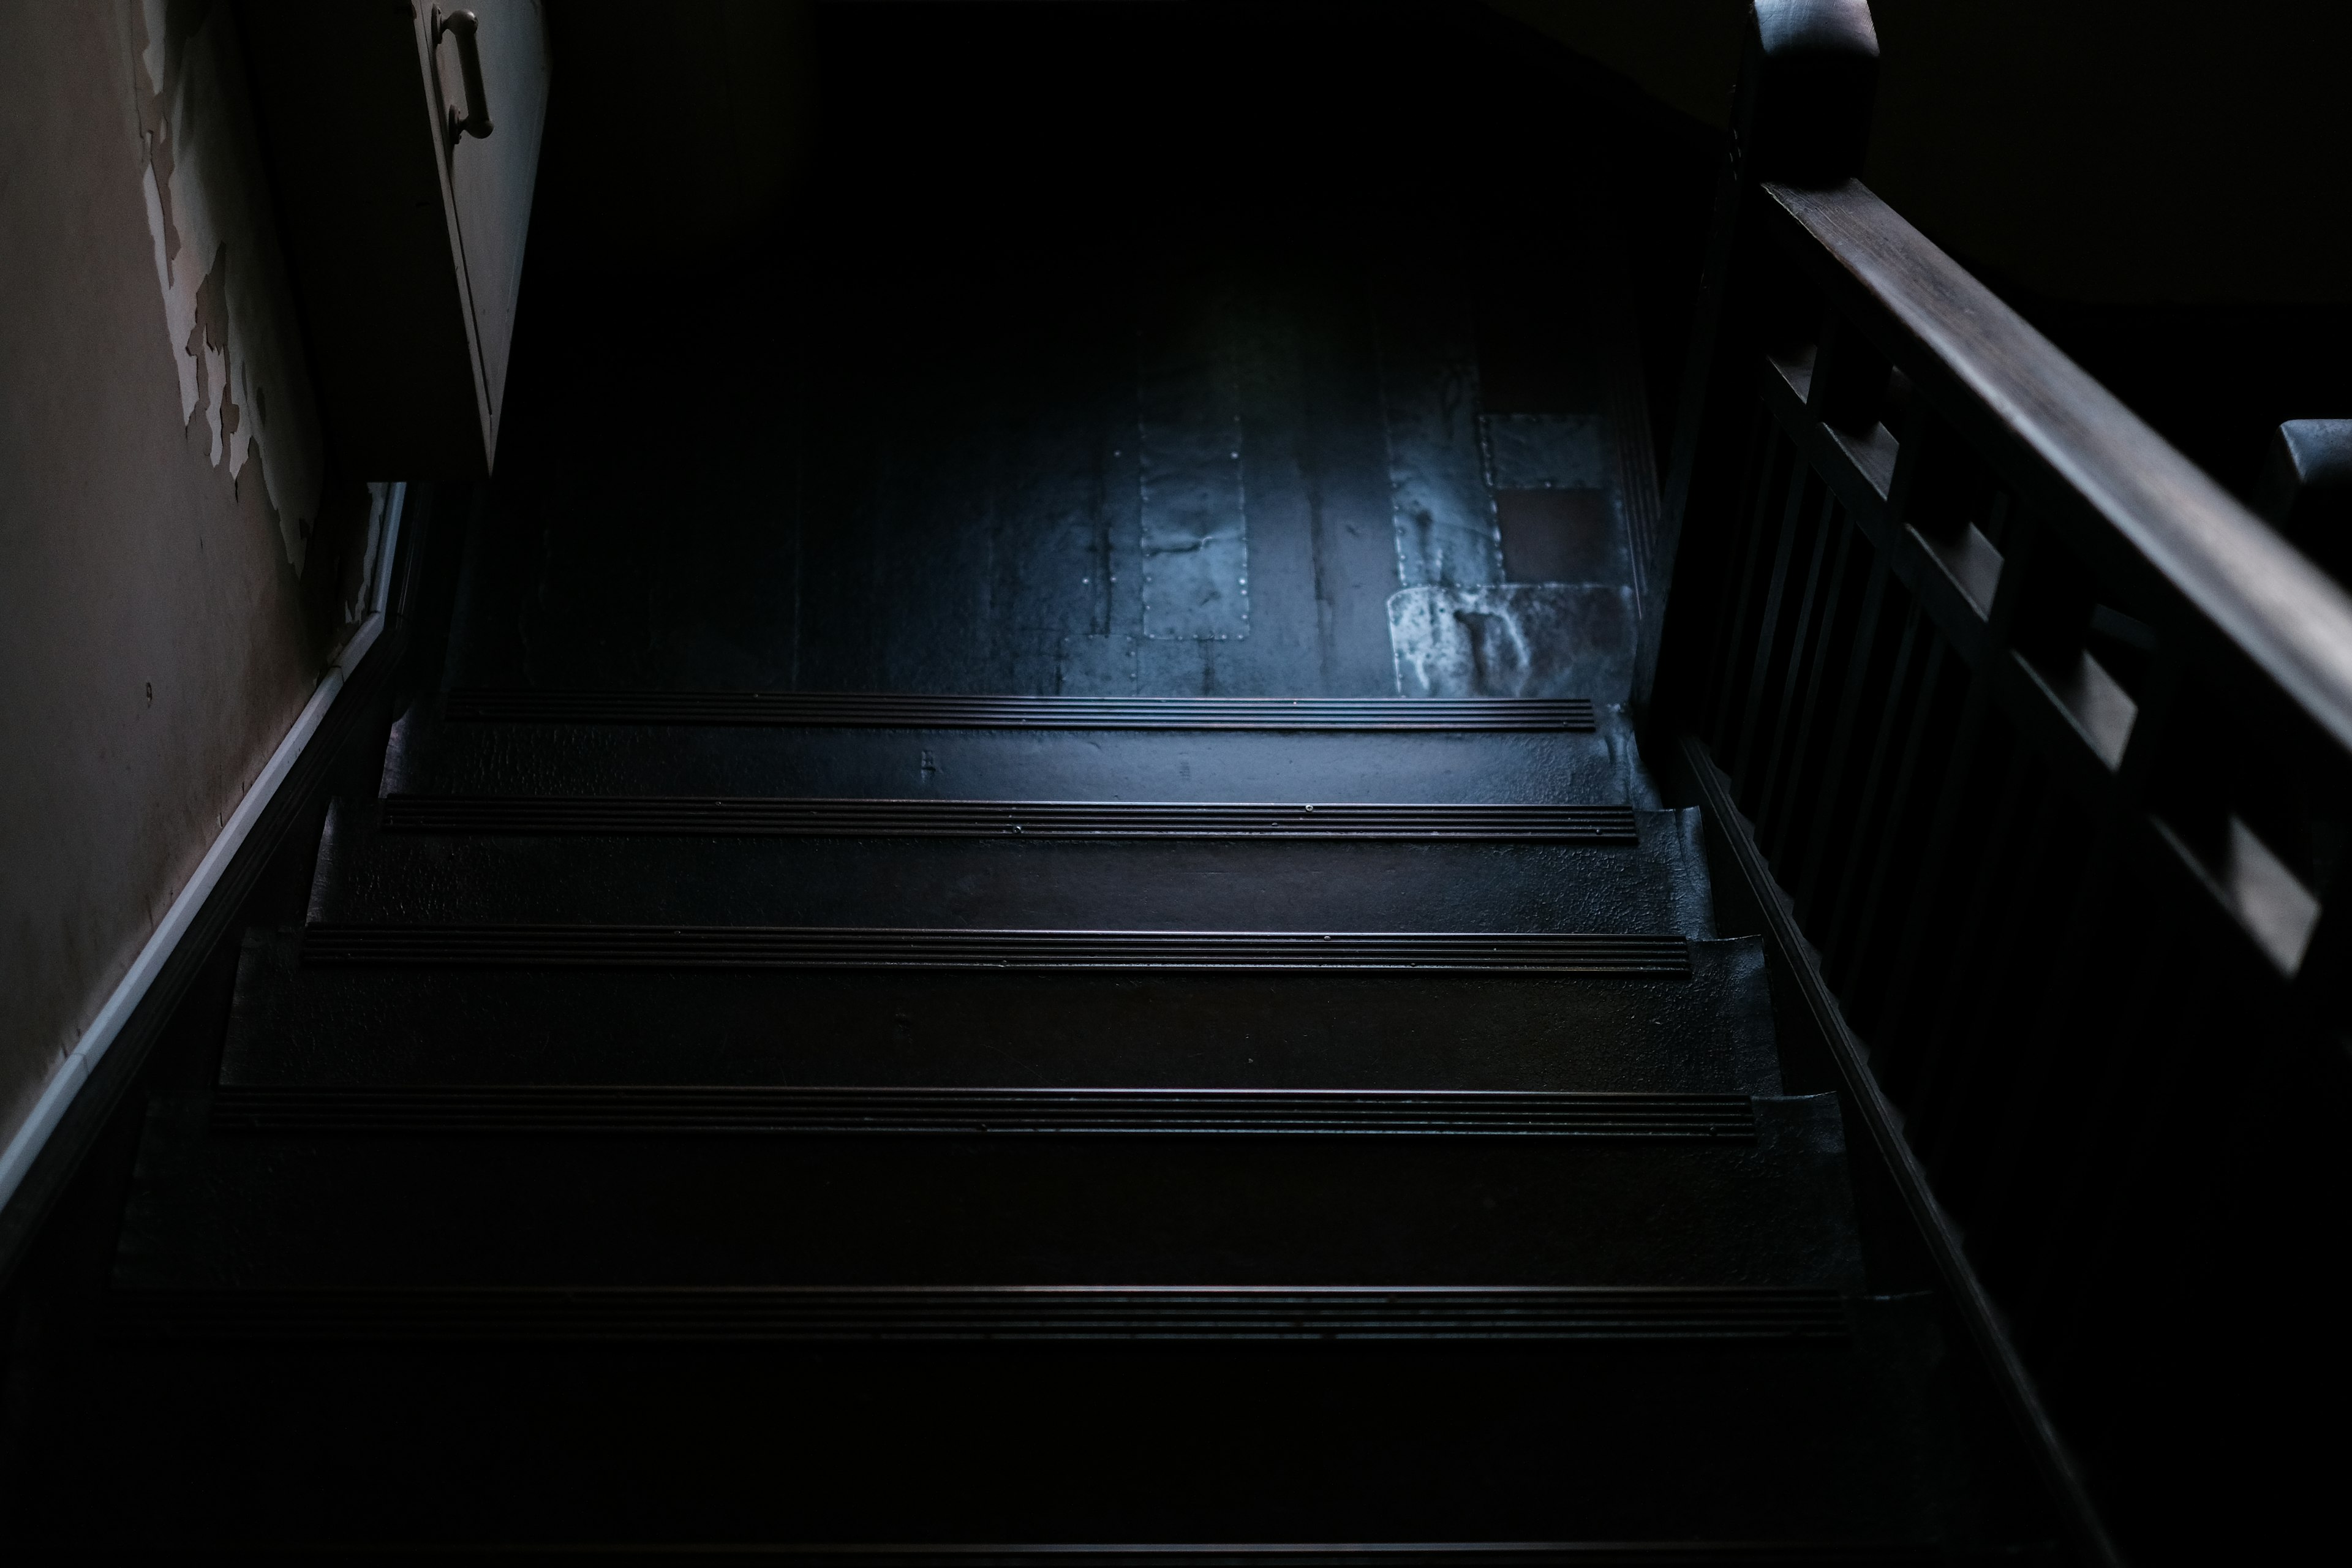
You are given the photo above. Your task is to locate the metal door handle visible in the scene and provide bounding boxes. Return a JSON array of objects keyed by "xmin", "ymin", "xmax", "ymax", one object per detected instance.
[{"xmin": 433, "ymin": 9, "xmax": 494, "ymax": 146}]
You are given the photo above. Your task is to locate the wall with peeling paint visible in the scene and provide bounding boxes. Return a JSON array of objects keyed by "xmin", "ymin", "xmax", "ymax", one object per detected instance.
[
  {"xmin": 0, "ymin": 5, "xmax": 331, "ymax": 1156},
  {"xmin": 134, "ymin": 0, "xmax": 324, "ymax": 569}
]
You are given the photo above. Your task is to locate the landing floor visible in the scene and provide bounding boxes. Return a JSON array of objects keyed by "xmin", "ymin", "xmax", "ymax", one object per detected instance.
[{"xmin": 456, "ymin": 5, "xmax": 1657, "ymax": 706}]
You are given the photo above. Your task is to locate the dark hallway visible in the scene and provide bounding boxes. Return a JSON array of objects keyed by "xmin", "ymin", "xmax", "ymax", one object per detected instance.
[
  {"xmin": 18, "ymin": 3, "xmax": 2350, "ymax": 1561},
  {"xmin": 465, "ymin": 4, "xmax": 1667, "ymax": 708},
  {"xmin": 2, "ymin": 6, "xmax": 2049, "ymax": 1553}
]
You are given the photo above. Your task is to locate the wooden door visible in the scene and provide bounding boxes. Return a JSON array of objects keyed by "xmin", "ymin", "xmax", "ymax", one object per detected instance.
[
  {"xmin": 418, "ymin": 1, "xmax": 549, "ymax": 464},
  {"xmin": 243, "ymin": 2, "xmax": 551, "ymax": 477}
]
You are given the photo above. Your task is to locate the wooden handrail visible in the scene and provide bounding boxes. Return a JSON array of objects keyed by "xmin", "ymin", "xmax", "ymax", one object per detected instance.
[
  {"xmin": 1653, "ymin": 5, "xmax": 2352, "ymax": 1562},
  {"xmin": 1770, "ymin": 178, "xmax": 2352, "ymax": 754}
]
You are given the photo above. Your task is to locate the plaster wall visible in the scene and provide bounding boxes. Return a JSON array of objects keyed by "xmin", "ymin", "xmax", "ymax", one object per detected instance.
[{"xmin": 1, "ymin": 4, "xmax": 330, "ymax": 1156}]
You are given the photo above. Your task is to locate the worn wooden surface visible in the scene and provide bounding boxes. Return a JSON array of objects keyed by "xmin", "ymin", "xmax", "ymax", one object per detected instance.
[{"xmin": 1770, "ymin": 179, "xmax": 2352, "ymax": 751}]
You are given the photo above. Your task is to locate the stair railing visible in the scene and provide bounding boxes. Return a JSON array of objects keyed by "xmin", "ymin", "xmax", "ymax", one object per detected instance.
[{"xmin": 1651, "ymin": 1, "xmax": 2352, "ymax": 1559}]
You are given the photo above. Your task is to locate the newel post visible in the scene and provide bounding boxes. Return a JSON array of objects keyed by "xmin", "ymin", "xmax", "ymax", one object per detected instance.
[{"xmin": 1639, "ymin": 0, "xmax": 1880, "ymax": 717}]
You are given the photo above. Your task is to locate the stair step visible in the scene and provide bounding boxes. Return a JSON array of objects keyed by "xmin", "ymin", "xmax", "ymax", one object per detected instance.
[
  {"xmin": 116, "ymin": 1106, "xmax": 1849, "ymax": 1286},
  {"xmin": 105, "ymin": 1284, "xmax": 1849, "ymax": 1343},
  {"xmin": 377, "ymin": 796, "xmax": 1640, "ymax": 840},
  {"xmin": 103, "ymin": 1283, "xmax": 1861, "ymax": 1349},
  {"xmin": 37, "ymin": 1316, "xmax": 1956, "ymax": 1542},
  {"xmin": 118, "ymin": 1095, "xmax": 1855, "ymax": 1288},
  {"xmin": 206, "ymin": 1085, "xmax": 1757, "ymax": 1137},
  {"xmin": 384, "ymin": 718, "xmax": 1653, "ymax": 807},
  {"xmin": 313, "ymin": 804, "xmax": 1714, "ymax": 935},
  {"xmin": 154, "ymin": 1551, "xmax": 1939, "ymax": 1567},
  {"xmin": 296, "ymin": 925, "xmax": 1695, "ymax": 974},
  {"xmin": 32, "ymin": 1335, "xmax": 1947, "ymax": 1551},
  {"xmin": 222, "ymin": 932, "xmax": 1783, "ymax": 1094},
  {"xmin": 39, "ymin": 1300, "xmax": 1962, "ymax": 1545},
  {"xmin": 440, "ymin": 692, "xmax": 1597, "ymax": 731}
]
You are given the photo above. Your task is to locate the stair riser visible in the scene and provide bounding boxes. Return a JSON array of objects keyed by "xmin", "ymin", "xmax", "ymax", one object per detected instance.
[
  {"xmin": 222, "ymin": 934, "xmax": 1784, "ymax": 1096},
  {"xmin": 312, "ymin": 806, "xmax": 1717, "ymax": 937},
  {"xmin": 439, "ymin": 693, "xmax": 1600, "ymax": 729},
  {"xmin": 119, "ymin": 1095, "xmax": 1857, "ymax": 1289},
  {"xmin": 386, "ymin": 720, "xmax": 1657, "ymax": 808},
  {"xmin": 206, "ymin": 1085, "xmax": 1760, "ymax": 1138},
  {"xmin": 48, "ymin": 1328, "xmax": 1941, "ymax": 1544},
  {"xmin": 377, "ymin": 797, "xmax": 1643, "ymax": 839}
]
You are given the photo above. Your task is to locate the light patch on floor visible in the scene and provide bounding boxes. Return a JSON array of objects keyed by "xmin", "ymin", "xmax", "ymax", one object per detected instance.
[{"xmin": 1389, "ymin": 582, "xmax": 1636, "ymax": 703}]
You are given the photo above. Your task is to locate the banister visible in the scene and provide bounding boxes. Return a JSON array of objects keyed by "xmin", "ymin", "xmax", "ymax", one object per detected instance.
[
  {"xmin": 1735, "ymin": 0, "xmax": 1879, "ymax": 186},
  {"xmin": 1648, "ymin": 0, "xmax": 1883, "ymax": 704},
  {"xmin": 1653, "ymin": 3, "xmax": 2352, "ymax": 1560},
  {"xmin": 1767, "ymin": 179, "xmax": 2352, "ymax": 756}
]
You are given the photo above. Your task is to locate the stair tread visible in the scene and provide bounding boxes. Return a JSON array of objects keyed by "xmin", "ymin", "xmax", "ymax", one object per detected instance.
[
  {"xmin": 221, "ymin": 932, "xmax": 1785, "ymax": 1095},
  {"xmin": 117, "ymin": 1093, "xmax": 1859, "ymax": 1289},
  {"xmin": 376, "ymin": 795, "xmax": 1646, "ymax": 839},
  {"xmin": 206, "ymin": 1083, "xmax": 1764, "ymax": 1136},
  {"xmin": 386, "ymin": 719, "xmax": 1657, "ymax": 807},
  {"xmin": 297, "ymin": 924, "xmax": 1698, "ymax": 973},
  {"xmin": 107, "ymin": 1282, "xmax": 1856, "ymax": 1338},
  {"xmin": 312, "ymin": 802, "xmax": 1715, "ymax": 935},
  {"xmin": 39, "ymin": 1299, "xmax": 1959, "ymax": 1545},
  {"xmin": 440, "ymin": 691, "xmax": 1599, "ymax": 730}
]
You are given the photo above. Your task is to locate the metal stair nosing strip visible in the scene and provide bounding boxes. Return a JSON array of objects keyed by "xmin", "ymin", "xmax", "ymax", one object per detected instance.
[
  {"xmin": 296, "ymin": 925, "xmax": 1696, "ymax": 976},
  {"xmin": 105, "ymin": 1284, "xmax": 1849, "ymax": 1343},
  {"xmin": 375, "ymin": 797, "xmax": 1643, "ymax": 843},
  {"xmin": 366, "ymin": 1550, "xmax": 1936, "ymax": 1567},
  {"xmin": 206, "ymin": 1085, "xmax": 1757, "ymax": 1139},
  {"xmin": 439, "ymin": 692, "xmax": 1598, "ymax": 733}
]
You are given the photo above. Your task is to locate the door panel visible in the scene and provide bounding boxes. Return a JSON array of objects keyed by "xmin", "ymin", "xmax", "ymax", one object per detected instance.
[
  {"xmin": 423, "ymin": 1, "xmax": 550, "ymax": 454},
  {"xmin": 243, "ymin": 2, "xmax": 548, "ymax": 477}
]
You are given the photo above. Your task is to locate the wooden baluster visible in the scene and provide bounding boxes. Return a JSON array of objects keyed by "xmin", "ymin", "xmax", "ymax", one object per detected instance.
[
  {"xmin": 1807, "ymin": 312, "xmax": 1893, "ymax": 438},
  {"xmin": 2246, "ymin": 422, "xmax": 2352, "ymax": 1012},
  {"xmin": 1649, "ymin": 0, "xmax": 1880, "ymax": 714},
  {"xmin": 2254, "ymin": 418, "xmax": 2352, "ymax": 587}
]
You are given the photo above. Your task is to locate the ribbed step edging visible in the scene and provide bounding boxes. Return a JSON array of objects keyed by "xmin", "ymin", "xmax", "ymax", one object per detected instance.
[
  {"xmin": 207, "ymin": 1086, "xmax": 1757, "ymax": 1139},
  {"xmin": 300, "ymin": 926, "xmax": 1695, "ymax": 975},
  {"xmin": 440, "ymin": 692, "xmax": 1597, "ymax": 732},
  {"xmin": 377, "ymin": 797, "xmax": 1641, "ymax": 842},
  {"xmin": 179, "ymin": 1545, "xmax": 1942, "ymax": 1565},
  {"xmin": 105, "ymin": 1286, "xmax": 1849, "ymax": 1343}
]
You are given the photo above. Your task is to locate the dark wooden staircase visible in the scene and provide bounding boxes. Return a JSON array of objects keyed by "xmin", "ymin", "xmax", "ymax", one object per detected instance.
[
  {"xmin": 80, "ymin": 690, "xmax": 1993, "ymax": 1553},
  {"xmin": 2, "ymin": 1, "xmax": 2034, "ymax": 1540},
  {"xmin": 13, "ymin": 3, "xmax": 2350, "ymax": 1561}
]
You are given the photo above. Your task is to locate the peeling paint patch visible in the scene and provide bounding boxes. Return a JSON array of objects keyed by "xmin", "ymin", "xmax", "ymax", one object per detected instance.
[
  {"xmin": 1389, "ymin": 582, "xmax": 1635, "ymax": 703},
  {"xmin": 132, "ymin": 0, "xmax": 323, "ymax": 573}
]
